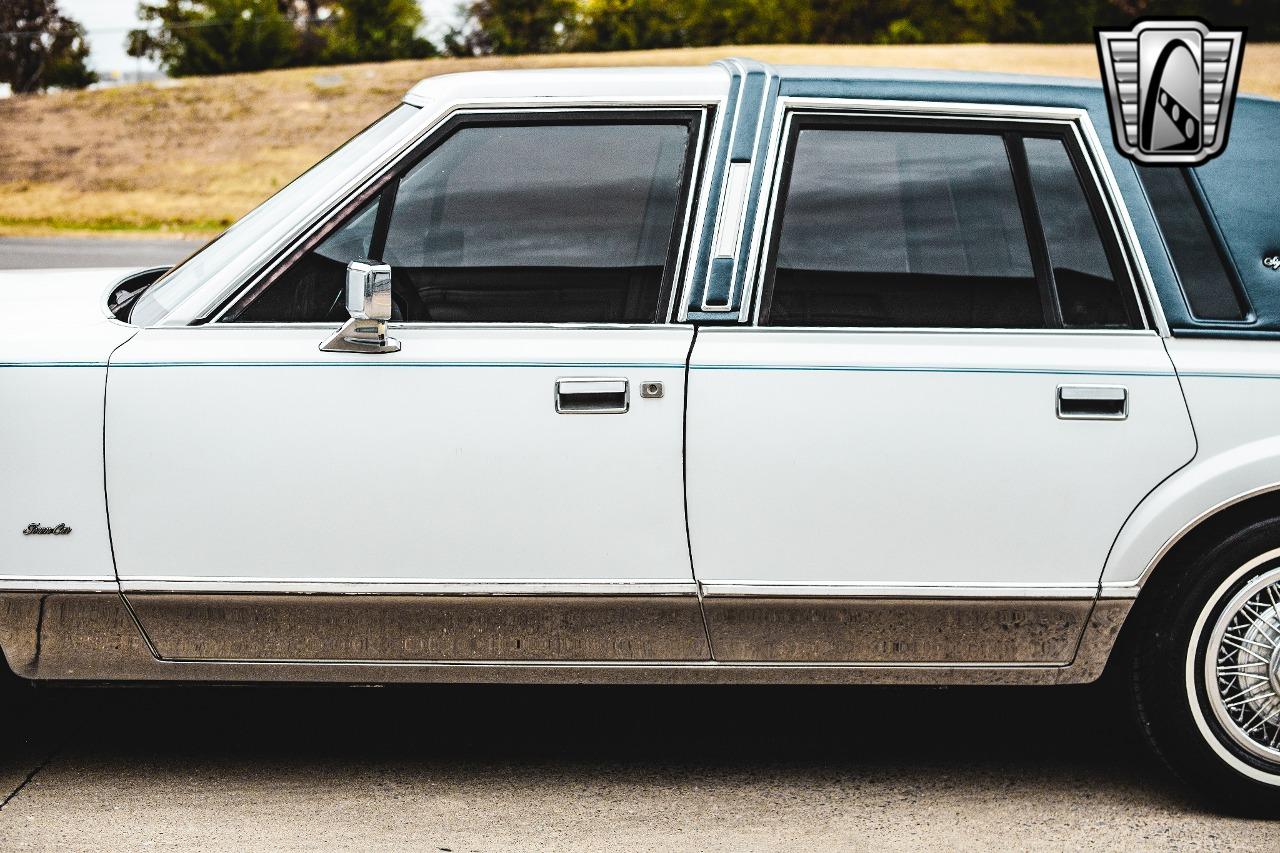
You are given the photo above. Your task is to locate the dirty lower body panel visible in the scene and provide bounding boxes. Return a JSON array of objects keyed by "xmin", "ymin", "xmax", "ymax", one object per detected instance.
[{"xmin": 0, "ymin": 593, "xmax": 1131, "ymax": 685}]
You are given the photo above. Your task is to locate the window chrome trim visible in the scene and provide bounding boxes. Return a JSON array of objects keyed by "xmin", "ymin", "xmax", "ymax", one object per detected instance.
[
  {"xmin": 742, "ymin": 97, "xmax": 1167, "ymax": 336},
  {"xmin": 212, "ymin": 103, "xmax": 713, "ymax": 326},
  {"xmin": 154, "ymin": 99, "xmax": 721, "ymax": 328},
  {"xmin": 674, "ymin": 70, "xmax": 738, "ymax": 321},
  {"xmin": 665, "ymin": 106, "xmax": 712, "ymax": 321}
]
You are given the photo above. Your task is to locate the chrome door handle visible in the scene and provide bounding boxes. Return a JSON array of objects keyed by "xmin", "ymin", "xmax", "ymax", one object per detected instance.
[
  {"xmin": 555, "ymin": 378, "xmax": 629, "ymax": 414},
  {"xmin": 1057, "ymin": 384, "xmax": 1128, "ymax": 420}
]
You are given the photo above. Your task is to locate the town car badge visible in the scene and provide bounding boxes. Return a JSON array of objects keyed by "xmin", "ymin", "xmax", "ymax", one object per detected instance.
[
  {"xmin": 23, "ymin": 522, "xmax": 71, "ymax": 536},
  {"xmin": 1096, "ymin": 19, "xmax": 1246, "ymax": 166}
]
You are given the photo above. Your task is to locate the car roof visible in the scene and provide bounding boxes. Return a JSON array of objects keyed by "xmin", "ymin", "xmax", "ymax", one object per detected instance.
[
  {"xmin": 403, "ymin": 62, "xmax": 1105, "ymax": 104},
  {"xmin": 772, "ymin": 63, "xmax": 1100, "ymax": 91},
  {"xmin": 404, "ymin": 60, "xmax": 1275, "ymax": 107}
]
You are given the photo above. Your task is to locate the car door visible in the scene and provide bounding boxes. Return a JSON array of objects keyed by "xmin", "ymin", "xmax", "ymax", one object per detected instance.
[
  {"xmin": 106, "ymin": 109, "xmax": 712, "ymax": 664},
  {"xmin": 686, "ymin": 106, "xmax": 1196, "ymax": 664}
]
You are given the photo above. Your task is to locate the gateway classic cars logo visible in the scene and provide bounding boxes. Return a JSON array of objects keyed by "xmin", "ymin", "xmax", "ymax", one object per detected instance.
[{"xmin": 1096, "ymin": 19, "xmax": 1246, "ymax": 166}]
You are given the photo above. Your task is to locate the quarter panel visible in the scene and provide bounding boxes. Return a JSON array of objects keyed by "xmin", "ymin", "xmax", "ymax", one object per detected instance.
[{"xmin": 1103, "ymin": 338, "xmax": 1280, "ymax": 589}]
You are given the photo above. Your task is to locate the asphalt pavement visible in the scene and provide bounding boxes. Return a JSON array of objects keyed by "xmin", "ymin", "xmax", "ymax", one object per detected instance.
[
  {"xmin": 0, "ymin": 236, "xmax": 204, "ymax": 270},
  {"xmin": 0, "ymin": 679, "xmax": 1273, "ymax": 851}
]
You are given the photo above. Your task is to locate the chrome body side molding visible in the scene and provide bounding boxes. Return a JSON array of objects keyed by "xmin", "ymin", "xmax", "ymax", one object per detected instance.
[
  {"xmin": 0, "ymin": 593, "xmax": 1130, "ymax": 686},
  {"xmin": 127, "ymin": 593, "xmax": 710, "ymax": 662},
  {"xmin": 702, "ymin": 597, "xmax": 1095, "ymax": 664}
]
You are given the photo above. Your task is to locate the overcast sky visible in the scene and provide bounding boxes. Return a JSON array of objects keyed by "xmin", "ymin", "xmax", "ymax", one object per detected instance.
[{"xmin": 59, "ymin": 0, "xmax": 461, "ymax": 75}]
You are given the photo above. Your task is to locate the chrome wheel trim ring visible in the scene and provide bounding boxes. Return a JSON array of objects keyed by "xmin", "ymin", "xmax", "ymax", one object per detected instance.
[
  {"xmin": 1204, "ymin": 565, "xmax": 1280, "ymax": 763},
  {"xmin": 1188, "ymin": 549, "xmax": 1280, "ymax": 785}
]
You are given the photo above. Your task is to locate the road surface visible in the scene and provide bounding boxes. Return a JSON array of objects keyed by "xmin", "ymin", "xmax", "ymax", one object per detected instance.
[
  {"xmin": 0, "ymin": 680, "xmax": 1271, "ymax": 851},
  {"xmin": 0, "ymin": 236, "xmax": 204, "ymax": 270}
]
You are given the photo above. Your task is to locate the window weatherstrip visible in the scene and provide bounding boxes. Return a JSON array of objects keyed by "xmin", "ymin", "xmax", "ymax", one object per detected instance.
[
  {"xmin": 366, "ymin": 182, "xmax": 399, "ymax": 264},
  {"xmin": 1004, "ymin": 133, "xmax": 1064, "ymax": 329}
]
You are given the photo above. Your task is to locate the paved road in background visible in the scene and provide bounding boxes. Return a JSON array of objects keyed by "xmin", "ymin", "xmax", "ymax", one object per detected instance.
[
  {"xmin": 0, "ymin": 236, "xmax": 204, "ymax": 270},
  {"xmin": 0, "ymin": 680, "xmax": 1271, "ymax": 850}
]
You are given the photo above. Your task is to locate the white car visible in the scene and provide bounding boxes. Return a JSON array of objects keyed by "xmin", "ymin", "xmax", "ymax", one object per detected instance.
[{"xmin": 3, "ymin": 61, "xmax": 1280, "ymax": 811}]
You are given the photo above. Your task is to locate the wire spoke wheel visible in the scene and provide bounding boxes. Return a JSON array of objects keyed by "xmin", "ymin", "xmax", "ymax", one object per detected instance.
[{"xmin": 1206, "ymin": 567, "xmax": 1280, "ymax": 763}]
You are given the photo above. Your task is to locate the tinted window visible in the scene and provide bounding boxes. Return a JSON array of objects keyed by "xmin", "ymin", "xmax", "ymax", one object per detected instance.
[
  {"xmin": 236, "ymin": 120, "xmax": 692, "ymax": 323},
  {"xmin": 1022, "ymin": 136, "xmax": 1131, "ymax": 328},
  {"xmin": 766, "ymin": 128, "xmax": 1042, "ymax": 328},
  {"xmin": 1137, "ymin": 166, "xmax": 1248, "ymax": 321}
]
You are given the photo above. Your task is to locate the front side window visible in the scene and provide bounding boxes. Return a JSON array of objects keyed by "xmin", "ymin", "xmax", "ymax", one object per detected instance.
[
  {"xmin": 232, "ymin": 116, "xmax": 697, "ymax": 324},
  {"xmin": 760, "ymin": 118, "xmax": 1140, "ymax": 330}
]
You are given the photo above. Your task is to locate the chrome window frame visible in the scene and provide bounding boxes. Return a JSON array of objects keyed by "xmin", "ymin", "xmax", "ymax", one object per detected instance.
[
  {"xmin": 151, "ymin": 96, "xmax": 722, "ymax": 328},
  {"xmin": 693, "ymin": 59, "xmax": 775, "ymax": 315},
  {"xmin": 742, "ymin": 97, "xmax": 1169, "ymax": 336},
  {"xmin": 212, "ymin": 103, "xmax": 713, "ymax": 328}
]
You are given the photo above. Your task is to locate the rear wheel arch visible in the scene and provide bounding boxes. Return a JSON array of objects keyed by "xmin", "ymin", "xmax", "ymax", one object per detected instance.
[
  {"xmin": 1114, "ymin": 505, "xmax": 1280, "ymax": 811},
  {"xmin": 1130, "ymin": 489, "xmax": 1280, "ymax": 612}
]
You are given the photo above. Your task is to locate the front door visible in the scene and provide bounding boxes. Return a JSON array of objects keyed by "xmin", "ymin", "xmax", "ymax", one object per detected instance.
[
  {"xmin": 106, "ymin": 111, "xmax": 710, "ymax": 664},
  {"xmin": 686, "ymin": 110, "xmax": 1196, "ymax": 664}
]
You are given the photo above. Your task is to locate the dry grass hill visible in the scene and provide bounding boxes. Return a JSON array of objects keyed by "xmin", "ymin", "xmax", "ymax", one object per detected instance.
[{"xmin": 1, "ymin": 42, "xmax": 1276, "ymax": 237}]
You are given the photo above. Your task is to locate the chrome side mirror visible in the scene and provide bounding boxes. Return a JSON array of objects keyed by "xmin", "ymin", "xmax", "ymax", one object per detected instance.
[{"xmin": 320, "ymin": 260, "xmax": 400, "ymax": 353}]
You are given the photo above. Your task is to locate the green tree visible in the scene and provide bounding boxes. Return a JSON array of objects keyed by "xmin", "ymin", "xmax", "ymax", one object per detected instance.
[
  {"xmin": 0, "ymin": 0, "xmax": 97, "ymax": 93},
  {"xmin": 446, "ymin": 0, "xmax": 576, "ymax": 55},
  {"xmin": 127, "ymin": 0, "xmax": 299, "ymax": 77},
  {"xmin": 569, "ymin": 0, "xmax": 686, "ymax": 51},
  {"xmin": 322, "ymin": 0, "xmax": 435, "ymax": 63},
  {"xmin": 568, "ymin": 0, "xmax": 812, "ymax": 52}
]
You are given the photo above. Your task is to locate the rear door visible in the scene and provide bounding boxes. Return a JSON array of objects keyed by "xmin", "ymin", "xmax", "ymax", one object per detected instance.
[
  {"xmin": 106, "ymin": 110, "xmax": 712, "ymax": 664},
  {"xmin": 686, "ymin": 106, "xmax": 1196, "ymax": 664}
]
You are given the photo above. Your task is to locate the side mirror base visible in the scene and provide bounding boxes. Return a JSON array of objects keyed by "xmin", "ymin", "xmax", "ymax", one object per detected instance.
[
  {"xmin": 320, "ymin": 317, "xmax": 401, "ymax": 354},
  {"xmin": 321, "ymin": 260, "xmax": 399, "ymax": 353}
]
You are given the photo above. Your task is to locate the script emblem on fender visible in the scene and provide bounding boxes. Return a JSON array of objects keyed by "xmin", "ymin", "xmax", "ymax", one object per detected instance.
[{"xmin": 23, "ymin": 522, "xmax": 72, "ymax": 536}]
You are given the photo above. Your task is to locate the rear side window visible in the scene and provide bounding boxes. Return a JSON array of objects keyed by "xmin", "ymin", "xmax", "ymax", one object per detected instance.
[
  {"xmin": 233, "ymin": 116, "xmax": 697, "ymax": 324},
  {"xmin": 1023, "ymin": 136, "xmax": 1131, "ymax": 328},
  {"xmin": 760, "ymin": 118, "xmax": 1141, "ymax": 330},
  {"xmin": 769, "ymin": 129, "xmax": 1041, "ymax": 328},
  {"xmin": 1137, "ymin": 166, "xmax": 1249, "ymax": 322}
]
